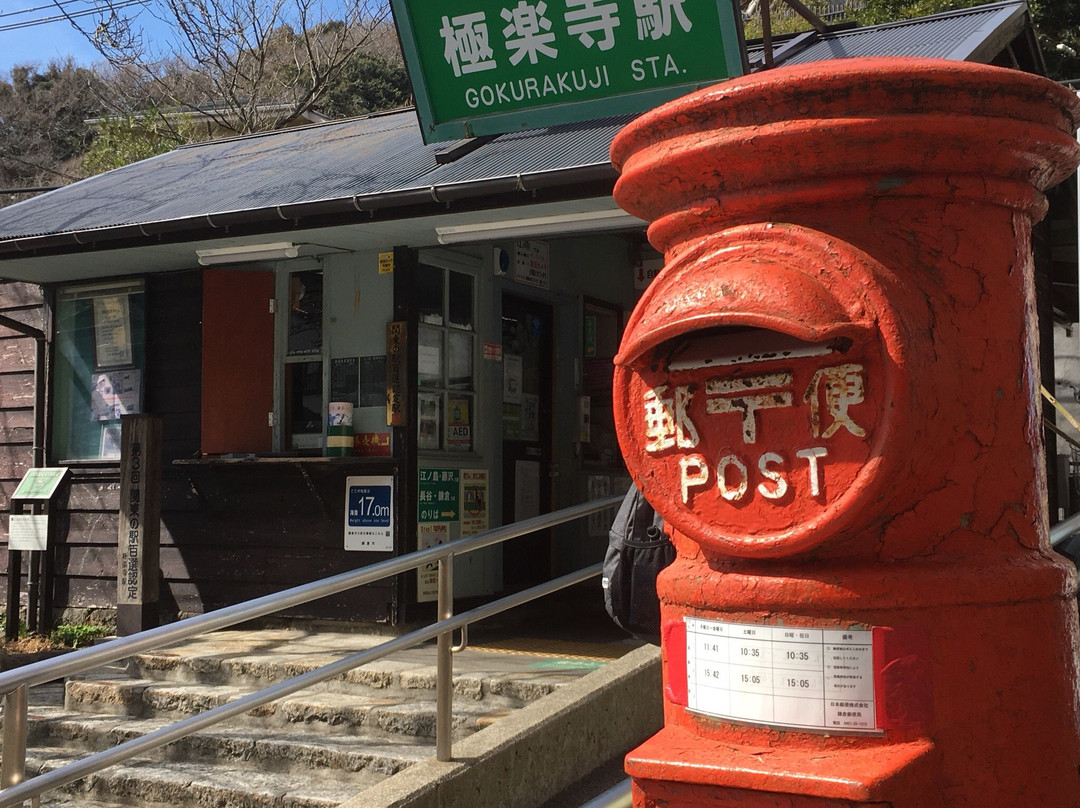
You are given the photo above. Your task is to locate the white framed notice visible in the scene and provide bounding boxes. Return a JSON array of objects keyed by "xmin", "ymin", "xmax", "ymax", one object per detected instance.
[
  {"xmin": 92, "ymin": 294, "xmax": 133, "ymax": 368},
  {"xmin": 8, "ymin": 514, "xmax": 48, "ymax": 551},
  {"xmin": 686, "ymin": 617, "xmax": 880, "ymax": 735}
]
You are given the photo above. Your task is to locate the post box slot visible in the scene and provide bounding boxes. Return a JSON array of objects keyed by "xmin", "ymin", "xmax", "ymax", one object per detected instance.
[{"xmin": 659, "ymin": 326, "xmax": 852, "ymax": 373}]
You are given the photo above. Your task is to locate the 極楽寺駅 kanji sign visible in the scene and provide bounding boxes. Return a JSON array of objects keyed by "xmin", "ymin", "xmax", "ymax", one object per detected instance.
[{"xmin": 391, "ymin": 0, "xmax": 745, "ymax": 142}]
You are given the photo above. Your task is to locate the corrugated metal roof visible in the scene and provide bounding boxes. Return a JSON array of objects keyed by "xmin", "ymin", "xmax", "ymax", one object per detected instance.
[
  {"xmin": 756, "ymin": 1, "xmax": 1027, "ymax": 65},
  {"xmin": 0, "ymin": 0, "xmax": 1032, "ymax": 249}
]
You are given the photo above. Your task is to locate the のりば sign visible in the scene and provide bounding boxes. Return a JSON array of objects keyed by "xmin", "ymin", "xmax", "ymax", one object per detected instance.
[{"xmin": 390, "ymin": 0, "xmax": 744, "ymax": 142}]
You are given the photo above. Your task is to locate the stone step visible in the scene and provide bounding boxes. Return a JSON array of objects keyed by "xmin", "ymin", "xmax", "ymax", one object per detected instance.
[
  {"xmin": 124, "ymin": 642, "xmax": 584, "ymax": 702},
  {"xmin": 62, "ymin": 676, "xmax": 518, "ymax": 738},
  {"xmin": 28, "ymin": 711, "xmax": 433, "ymax": 777},
  {"xmin": 28, "ymin": 744, "xmax": 380, "ymax": 808}
]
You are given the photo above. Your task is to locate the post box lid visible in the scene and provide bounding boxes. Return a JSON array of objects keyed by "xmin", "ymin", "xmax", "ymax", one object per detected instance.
[{"xmin": 616, "ymin": 234, "xmax": 873, "ymax": 369}]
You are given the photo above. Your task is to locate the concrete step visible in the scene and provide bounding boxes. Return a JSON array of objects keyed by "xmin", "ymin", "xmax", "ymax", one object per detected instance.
[
  {"xmin": 62, "ymin": 678, "xmax": 519, "ymax": 737},
  {"xmin": 28, "ymin": 744, "xmax": 380, "ymax": 808},
  {"xmin": 123, "ymin": 640, "xmax": 590, "ymax": 701},
  {"xmin": 5, "ymin": 627, "xmax": 649, "ymax": 808},
  {"xmin": 29, "ymin": 711, "xmax": 434, "ymax": 776}
]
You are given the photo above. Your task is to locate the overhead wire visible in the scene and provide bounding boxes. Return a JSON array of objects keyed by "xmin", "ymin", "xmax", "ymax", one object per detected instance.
[
  {"xmin": 0, "ymin": 0, "xmax": 94, "ymax": 20},
  {"xmin": 0, "ymin": 0, "xmax": 148, "ymax": 34}
]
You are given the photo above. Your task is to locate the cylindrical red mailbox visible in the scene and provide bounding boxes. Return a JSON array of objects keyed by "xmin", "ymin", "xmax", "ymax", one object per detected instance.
[{"xmin": 610, "ymin": 58, "xmax": 1080, "ymax": 807}]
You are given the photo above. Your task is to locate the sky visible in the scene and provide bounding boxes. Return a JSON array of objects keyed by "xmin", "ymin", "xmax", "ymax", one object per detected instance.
[{"xmin": 0, "ymin": 1, "xmax": 168, "ymax": 79}]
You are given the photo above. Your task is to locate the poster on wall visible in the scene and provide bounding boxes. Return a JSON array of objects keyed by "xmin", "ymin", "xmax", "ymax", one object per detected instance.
[
  {"xmin": 418, "ymin": 393, "xmax": 441, "ymax": 450},
  {"xmin": 331, "ymin": 357, "xmax": 360, "ymax": 406},
  {"xmin": 446, "ymin": 396, "xmax": 471, "ymax": 451},
  {"xmin": 91, "ymin": 370, "xmax": 141, "ymax": 421},
  {"xmin": 418, "ymin": 467, "xmax": 461, "ymax": 602},
  {"xmin": 513, "ymin": 240, "xmax": 550, "ymax": 289},
  {"xmin": 359, "ymin": 356, "xmax": 386, "ymax": 408},
  {"xmin": 461, "ymin": 470, "xmax": 488, "ymax": 536},
  {"xmin": 515, "ymin": 460, "xmax": 541, "ymax": 521},
  {"xmin": 521, "ymin": 394, "xmax": 540, "ymax": 442},
  {"xmin": 417, "ymin": 523, "xmax": 449, "ymax": 601},
  {"xmin": 92, "ymin": 295, "xmax": 133, "ymax": 368},
  {"xmin": 503, "ymin": 354, "xmax": 523, "ymax": 404},
  {"xmin": 344, "ymin": 475, "xmax": 394, "ymax": 551}
]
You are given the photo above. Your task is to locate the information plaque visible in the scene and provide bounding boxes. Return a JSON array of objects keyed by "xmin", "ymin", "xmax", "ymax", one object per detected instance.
[
  {"xmin": 344, "ymin": 476, "xmax": 394, "ymax": 552},
  {"xmin": 685, "ymin": 617, "xmax": 879, "ymax": 734}
]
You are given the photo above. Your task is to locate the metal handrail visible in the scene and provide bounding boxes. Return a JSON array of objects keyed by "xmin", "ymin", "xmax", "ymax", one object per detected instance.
[
  {"xmin": 0, "ymin": 493, "xmax": 623, "ymax": 808},
  {"xmin": 1051, "ymin": 510, "xmax": 1080, "ymax": 547}
]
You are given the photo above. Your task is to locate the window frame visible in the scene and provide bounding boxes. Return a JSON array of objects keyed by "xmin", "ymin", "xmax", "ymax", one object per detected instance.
[
  {"xmin": 51, "ymin": 279, "xmax": 147, "ymax": 463},
  {"xmin": 414, "ymin": 255, "xmax": 479, "ymax": 455},
  {"xmin": 273, "ymin": 261, "xmax": 328, "ymax": 453}
]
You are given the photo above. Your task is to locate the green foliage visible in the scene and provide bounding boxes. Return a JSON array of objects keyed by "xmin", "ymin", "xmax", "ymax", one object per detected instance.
[
  {"xmin": 319, "ymin": 52, "xmax": 412, "ymax": 119},
  {"xmin": 49, "ymin": 623, "xmax": 108, "ymax": 649},
  {"xmin": 851, "ymin": 0, "xmax": 985, "ymax": 26},
  {"xmin": 1028, "ymin": 0, "xmax": 1080, "ymax": 79},
  {"xmin": 82, "ymin": 112, "xmax": 188, "ymax": 177},
  {"xmin": 0, "ymin": 613, "xmax": 27, "ymax": 639}
]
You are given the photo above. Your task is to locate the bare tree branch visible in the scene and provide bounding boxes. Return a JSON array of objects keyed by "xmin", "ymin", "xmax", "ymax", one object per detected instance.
[{"xmin": 57, "ymin": 0, "xmax": 395, "ymax": 134}]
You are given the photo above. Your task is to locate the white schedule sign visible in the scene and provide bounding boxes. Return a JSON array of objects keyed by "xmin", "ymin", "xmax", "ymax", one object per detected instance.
[{"xmin": 686, "ymin": 617, "xmax": 879, "ymax": 734}]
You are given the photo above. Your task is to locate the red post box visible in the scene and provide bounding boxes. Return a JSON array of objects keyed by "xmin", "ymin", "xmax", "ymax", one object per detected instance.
[{"xmin": 609, "ymin": 58, "xmax": 1080, "ymax": 807}]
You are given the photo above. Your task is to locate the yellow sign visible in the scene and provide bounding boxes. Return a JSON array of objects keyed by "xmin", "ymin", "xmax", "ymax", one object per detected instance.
[{"xmin": 379, "ymin": 252, "xmax": 395, "ymax": 274}]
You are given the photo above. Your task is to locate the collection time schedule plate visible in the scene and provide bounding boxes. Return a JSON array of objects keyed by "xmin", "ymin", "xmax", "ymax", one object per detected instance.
[{"xmin": 685, "ymin": 617, "xmax": 880, "ymax": 734}]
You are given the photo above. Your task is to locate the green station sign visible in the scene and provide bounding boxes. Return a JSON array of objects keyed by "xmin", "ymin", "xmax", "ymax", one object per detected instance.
[{"xmin": 391, "ymin": 0, "xmax": 745, "ymax": 142}]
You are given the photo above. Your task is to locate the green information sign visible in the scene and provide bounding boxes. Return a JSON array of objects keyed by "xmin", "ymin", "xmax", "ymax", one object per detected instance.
[
  {"xmin": 12, "ymin": 467, "xmax": 69, "ymax": 501},
  {"xmin": 391, "ymin": 0, "xmax": 745, "ymax": 142},
  {"xmin": 418, "ymin": 468, "xmax": 461, "ymax": 522}
]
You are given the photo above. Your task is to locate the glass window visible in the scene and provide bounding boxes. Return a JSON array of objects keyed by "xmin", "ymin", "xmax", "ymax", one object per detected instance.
[
  {"xmin": 417, "ymin": 327, "xmax": 444, "ymax": 387},
  {"xmin": 416, "ymin": 262, "xmax": 476, "ymax": 452},
  {"xmin": 448, "ymin": 271, "xmax": 473, "ymax": 330},
  {"xmin": 418, "ymin": 264, "xmax": 444, "ymax": 325},
  {"xmin": 287, "ymin": 270, "xmax": 323, "ymax": 356},
  {"xmin": 285, "ymin": 361, "xmax": 323, "ymax": 448},
  {"xmin": 53, "ymin": 281, "xmax": 146, "ymax": 461}
]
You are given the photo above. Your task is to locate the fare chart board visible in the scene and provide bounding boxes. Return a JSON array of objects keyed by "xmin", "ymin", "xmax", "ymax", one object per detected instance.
[{"xmin": 685, "ymin": 617, "xmax": 880, "ymax": 734}]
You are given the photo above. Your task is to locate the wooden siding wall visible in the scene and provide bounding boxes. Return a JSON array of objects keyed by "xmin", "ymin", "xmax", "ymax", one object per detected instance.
[
  {"xmin": 0, "ymin": 273, "xmax": 396, "ymax": 627},
  {"xmin": 0, "ymin": 283, "xmax": 42, "ymax": 510}
]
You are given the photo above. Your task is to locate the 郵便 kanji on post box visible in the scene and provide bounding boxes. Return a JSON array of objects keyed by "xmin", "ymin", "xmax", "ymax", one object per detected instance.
[{"xmin": 610, "ymin": 57, "xmax": 1080, "ymax": 807}]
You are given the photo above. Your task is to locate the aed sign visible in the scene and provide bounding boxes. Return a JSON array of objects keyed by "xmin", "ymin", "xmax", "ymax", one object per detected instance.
[
  {"xmin": 390, "ymin": 0, "xmax": 745, "ymax": 142},
  {"xmin": 345, "ymin": 475, "xmax": 394, "ymax": 552}
]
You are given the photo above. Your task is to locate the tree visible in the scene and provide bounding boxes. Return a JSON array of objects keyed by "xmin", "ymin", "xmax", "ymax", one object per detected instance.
[
  {"xmin": 64, "ymin": 0, "xmax": 398, "ymax": 136},
  {"xmin": 81, "ymin": 110, "xmax": 187, "ymax": 176},
  {"xmin": 319, "ymin": 50, "xmax": 411, "ymax": 119},
  {"xmin": 0, "ymin": 59, "xmax": 108, "ymax": 205}
]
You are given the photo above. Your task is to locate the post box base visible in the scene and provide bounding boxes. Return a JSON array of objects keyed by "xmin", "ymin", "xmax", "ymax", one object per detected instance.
[{"xmin": 627, "ymin": 726, "xmax": 936, "ymax": 806}]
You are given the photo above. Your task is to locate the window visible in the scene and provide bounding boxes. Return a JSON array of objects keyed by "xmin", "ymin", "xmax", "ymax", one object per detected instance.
[
  {"xmin": 53, "ymin": 281, "xmax": 146, "ymax": 461},
  {"xmin": 416, "ymin": 263, "xmax": 475, "ymax": 452},
  {"xmin": 279, "ymin": 268, "xmax": 325, "ymax": 452}
]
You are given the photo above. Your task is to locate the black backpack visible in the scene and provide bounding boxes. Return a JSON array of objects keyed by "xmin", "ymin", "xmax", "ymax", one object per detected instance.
[{"xmin": 602, "ymin": 485, "xmax": 676, "ymax": 644}]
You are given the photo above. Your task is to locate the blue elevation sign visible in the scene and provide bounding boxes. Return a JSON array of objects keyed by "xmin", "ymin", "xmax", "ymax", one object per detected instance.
[{"xmin": 345, "ymin": 475, "xmax": 395, "ymax": 552}]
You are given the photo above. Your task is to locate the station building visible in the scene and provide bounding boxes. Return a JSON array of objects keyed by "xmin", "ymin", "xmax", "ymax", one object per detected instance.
[{"xmin": 0, "ymin": 1, "xmax": 1074, "ymax": 626}]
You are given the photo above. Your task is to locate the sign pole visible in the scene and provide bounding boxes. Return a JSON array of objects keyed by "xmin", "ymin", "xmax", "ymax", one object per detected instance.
[{"xmin": 116, "ymin": 415, "xmax": 162, "ymax": 636}]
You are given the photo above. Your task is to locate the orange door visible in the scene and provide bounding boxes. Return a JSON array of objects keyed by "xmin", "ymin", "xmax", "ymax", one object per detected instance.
[{"xmin": 200, "ymin": 269, "xmax": 275, "ymax": 455}]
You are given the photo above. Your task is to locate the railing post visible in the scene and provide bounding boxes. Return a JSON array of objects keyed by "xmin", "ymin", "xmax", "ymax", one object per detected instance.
[
  {"xmin": 436, "ymin": 553, "xmax": 454, "ymax": 762},
  {"xmin": 1, "ymin": 685, "xmax": 29, "ymax": 795}
]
